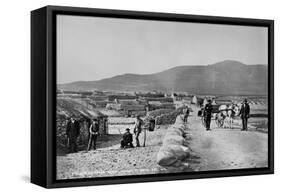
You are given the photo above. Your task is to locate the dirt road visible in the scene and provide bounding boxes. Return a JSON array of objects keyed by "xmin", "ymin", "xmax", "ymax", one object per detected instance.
[{"xmin": 187, "ymin": 107, "xmax": 268, "ymax": 171}]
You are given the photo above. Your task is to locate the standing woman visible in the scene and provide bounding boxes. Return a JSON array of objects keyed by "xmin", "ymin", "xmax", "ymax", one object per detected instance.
[{"xmin": 87, "ymin": 119, "xmax": 99, "ymax": 151}]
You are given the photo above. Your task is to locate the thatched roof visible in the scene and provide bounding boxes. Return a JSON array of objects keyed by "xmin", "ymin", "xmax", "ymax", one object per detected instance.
[{"xmin": 57, "ymin": 98, "xmax": 107, "ymax": 119}]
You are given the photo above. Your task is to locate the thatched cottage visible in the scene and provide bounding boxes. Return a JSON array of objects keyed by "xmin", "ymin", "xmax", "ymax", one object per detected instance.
[{"xmin": 57, "ymin": 98, "xmax": 108, "ymax": 146}]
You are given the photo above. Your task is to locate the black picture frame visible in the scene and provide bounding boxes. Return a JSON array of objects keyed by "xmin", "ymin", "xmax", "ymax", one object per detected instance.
[{"xmin": 31, "ymin": 5, "xmax": 274, "ymax": 188}]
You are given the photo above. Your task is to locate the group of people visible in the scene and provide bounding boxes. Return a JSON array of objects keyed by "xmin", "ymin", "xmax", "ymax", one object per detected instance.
[
  {"xmin": 202, "ymin": 99, "xmax": 250, "ymax": 131},
  {"xmin": 66, "ymin": 117, "xmax": 100, "ymax": 153},
  {"xmin": 65, "ymin": 115, "xmax": 144, "ymax": 153},
  {"xmin": 120, "ymin": 115, "xmax": 144, "ymax": 149}
]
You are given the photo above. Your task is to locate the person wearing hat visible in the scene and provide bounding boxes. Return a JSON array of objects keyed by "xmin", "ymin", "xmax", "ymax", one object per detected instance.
[
  {"xmin": 66, "ymin": 116, "xmax": 80, "ymax": 153},
  {"xmin": 120, "ymin": 128, "xmax": 134, "ymax": 148},
  {"xmin": 134, "ymin": 115, "xmax": 144, "ymax": 147},
  {"xmin": 238, "ymin": 99, "xmax": 250, "ymax": 131},
  {"xmin": 87, "ymin": 118, "xmax": 99, "ymax": 151},
  {"xmin": 203, "ymin": 99, "xmax": 213, "ymax": 131},
  {"xmin": 183, "ymin": 105, "xmax": 190, "ymax": 124}
]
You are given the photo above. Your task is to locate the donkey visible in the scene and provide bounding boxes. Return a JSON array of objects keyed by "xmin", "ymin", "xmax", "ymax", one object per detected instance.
[
  {"xmin": 225, "ymin": 104, "xmax": 240, "ymax": 129},
  {"xmin": 217, "ymin": 104, "xmax": 240, "ymax": 129}
]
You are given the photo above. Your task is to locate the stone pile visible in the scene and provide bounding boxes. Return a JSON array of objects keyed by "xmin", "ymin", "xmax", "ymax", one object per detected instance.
[{"xmin": 157, "ymin": 115, "xmax": 191, "ymax": 169}]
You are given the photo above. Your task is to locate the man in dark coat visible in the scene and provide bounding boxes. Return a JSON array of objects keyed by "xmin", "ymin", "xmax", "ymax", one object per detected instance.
[
  {"xmin": 66, "ymin": 117, "xmax": 80, "ymax": 153},
  {"xmin": 87, "ymin": 119, "xmax": 99, "ymax": 151},
  {"xmin": 134, "ymin": 115, "xmax": 143, "ymax": 147},
  {"xmin": 204, "ymin": 99, "xmax": 213, "ymax": 131},
  {"xmin": 120, "ymin": 128, "xmax": 134, "ymax": 148},
  {"xmin": 183, "ymin": 105, "xmax": 190, "ymax": 124},
  {"xmin": 239, "ymin": 99, "xmax": 250, "ymax": 131}
]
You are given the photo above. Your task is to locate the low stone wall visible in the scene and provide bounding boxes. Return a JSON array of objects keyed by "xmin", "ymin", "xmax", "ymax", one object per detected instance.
[
  {"xmin": 153, "ymin": 107, "xmax": 184, "ymax": 125},
  {"xmin": 156, "ymin": 115, "xmax": 191, "ymax": 169}
]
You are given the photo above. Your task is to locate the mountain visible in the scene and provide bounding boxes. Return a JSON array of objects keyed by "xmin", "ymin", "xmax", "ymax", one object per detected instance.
[{"xmin": 58, "ymin": 60, "xmax": 268, "ymax": 95}]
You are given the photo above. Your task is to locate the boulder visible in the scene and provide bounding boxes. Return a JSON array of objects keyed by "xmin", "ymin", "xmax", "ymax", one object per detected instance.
[
  {"xmin": 175, "ymin": 114, "xmax": 185, "ymax": 124},
  {"xmin": 157, "ymin": 148, "xmax": 178, "ymax": 166},
  {"xmin": 165, "ymin": 129, "xmax": 183, "ymax": 137},
  {"xmin": 157, "ymin": 145, "xmax": 190, "ymax": 166},
  {"xmin": 163, "ymin": 135, "xmax": 185, "ymax": 146}
]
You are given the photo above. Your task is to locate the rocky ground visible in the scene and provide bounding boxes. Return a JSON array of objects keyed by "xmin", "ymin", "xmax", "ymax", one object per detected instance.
[
  {"xmin": 57, "ymin": 125, "xmax": 170, "ymax": 179},
  {"xmin": 57, "ymin": 106, "xmax": 268, "ymax": 180}
]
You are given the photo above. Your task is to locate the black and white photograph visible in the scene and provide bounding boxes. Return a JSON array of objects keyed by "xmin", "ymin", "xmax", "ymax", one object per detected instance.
[{"xmin": 56, "ymin": 14, "xmax": 270, "ymax": 180}]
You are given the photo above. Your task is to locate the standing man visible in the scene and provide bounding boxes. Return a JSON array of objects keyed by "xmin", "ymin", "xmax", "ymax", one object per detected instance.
[
  {"xmin": 134, "ymin": 115, "xmax": 143, "ymax": 147},
  {"xmin": 204, "ymin": 99, "xmax": 213, "ymax": 131},
  {"xmin": 87, "ymin": 119, "xmax": 99, "ymax": 151},
  {"xmin": 120, "ymin": 128, "xmax": 134, "ymax": 148},
  {"xmin": 239, "ymin": 99, "xmax": 250, "ymax": 131},
  {"xmin": 183, "ymin": 105, "xmax": 190, "ymax": 124},
  {"xmin": 66, "ymin": 117, "xmax": 80, "ymax": 153}
]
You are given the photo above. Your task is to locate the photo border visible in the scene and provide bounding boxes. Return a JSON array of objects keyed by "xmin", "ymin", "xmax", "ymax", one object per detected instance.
[{"xmin": 40, "ymin": 5, "xmax": 274, "ymax": 188}]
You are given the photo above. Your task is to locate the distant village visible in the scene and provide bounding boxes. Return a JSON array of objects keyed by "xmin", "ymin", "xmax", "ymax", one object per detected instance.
[{"xmin": 57, "ymin": 89, "xmax": 221, "ymax": 111}]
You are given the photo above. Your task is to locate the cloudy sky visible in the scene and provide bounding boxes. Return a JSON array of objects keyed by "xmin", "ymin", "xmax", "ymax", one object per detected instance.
[{"xmin": 57, "ymin": 15, "xmax": 268, "ymax": 84}]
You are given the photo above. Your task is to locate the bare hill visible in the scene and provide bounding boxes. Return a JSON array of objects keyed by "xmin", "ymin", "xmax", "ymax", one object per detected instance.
[{"xmin": 59, "ymin": 60, "xmax": 267, "ymax": 95}]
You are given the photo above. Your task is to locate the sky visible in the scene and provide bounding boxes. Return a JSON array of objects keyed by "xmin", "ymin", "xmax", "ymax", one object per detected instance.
[{"xmin": 57, "ymin": 15, "xmax": 268, "ymax": 84}]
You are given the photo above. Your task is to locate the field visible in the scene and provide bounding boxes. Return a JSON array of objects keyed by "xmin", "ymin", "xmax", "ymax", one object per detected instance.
[{"xmin": 56, "ymin": 91, "xmax": 269, "ymax": 179}]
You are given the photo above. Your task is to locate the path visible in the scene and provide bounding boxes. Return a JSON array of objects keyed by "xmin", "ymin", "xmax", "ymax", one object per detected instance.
[{"xmin": 187, "ymin": 106, "xmax": 268, "ymax": 171}]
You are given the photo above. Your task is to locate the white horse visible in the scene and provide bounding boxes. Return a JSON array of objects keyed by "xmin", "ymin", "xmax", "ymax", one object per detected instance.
[
  {"xmin": 217, "ymin": 104, "xmax": 240, "ymax": 129},
  {"xmin": 225, "ymin": 104, "xmax": 240, "ymax": 128}
]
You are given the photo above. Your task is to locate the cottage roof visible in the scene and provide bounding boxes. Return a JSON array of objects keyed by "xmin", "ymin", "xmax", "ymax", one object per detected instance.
[{"xmin": 57, "ymin": 98, "xmax": 107, "ymax": 119}]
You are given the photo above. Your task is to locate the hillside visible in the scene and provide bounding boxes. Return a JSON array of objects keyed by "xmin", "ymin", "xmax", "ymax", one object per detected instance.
[{"xmin": 58, "ymin": 60, "xmax": 268, "ymax": 95}]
